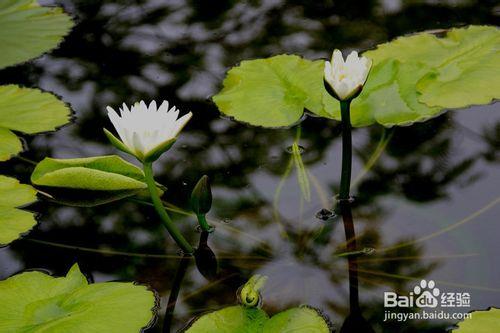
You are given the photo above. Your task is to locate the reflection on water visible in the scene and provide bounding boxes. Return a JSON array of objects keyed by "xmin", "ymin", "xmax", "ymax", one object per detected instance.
[{"xmin": 1, "ymin": 0, "xmax": 499, "ymax": 332}]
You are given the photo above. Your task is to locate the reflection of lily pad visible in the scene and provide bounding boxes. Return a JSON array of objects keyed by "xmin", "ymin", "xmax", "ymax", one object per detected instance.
[
  {"xmin": 32, "ymin": 155, "xmax": 149, "ymax": 191},
  {"xmin": 213, "ymin": 54, "xmax": 335, "ymax": 127},
  {"xmin": 0, "ymin": 175, "xmax": 37, "ymax": 246},
  {"xmin": 0, "ymin": 85, "xmax": 72, "ymax": 161},
  {"xmin": 0, "ymin": 0, "xmax": 74, "ymax": 69},
  {"xmin": 0, "ymin": 264, "xmax": 156, "ymax": 332},
  {"xmin": 183, "ymin": 305, "xmax": 331, "ymax": 333},
  {"xmin": 452, "ymin": 307, "xmax": 500, "ymax": 333}
]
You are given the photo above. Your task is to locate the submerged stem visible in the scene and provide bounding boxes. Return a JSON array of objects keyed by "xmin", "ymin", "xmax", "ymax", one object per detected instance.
[{"xmin": 143, "ymin": 162, "xmax": 193, "ymax": 254}]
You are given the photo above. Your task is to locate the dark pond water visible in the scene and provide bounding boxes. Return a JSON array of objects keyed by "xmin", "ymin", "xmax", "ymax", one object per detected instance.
[{"xmin": 1, "ymin": 1, "xmax": 499, "ymax": 332}]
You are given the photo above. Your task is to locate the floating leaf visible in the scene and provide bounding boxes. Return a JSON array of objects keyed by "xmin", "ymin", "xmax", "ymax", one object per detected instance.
[
  {"xmin": 0, "ymin": 175, "xmax": 37, "ymax": 245},
  {"xmin": 183, "ymin": 306, "xmax": 331, "ymax": 333},
  {"xmin": 262, "ymin": 306, "xmax": 331, "ymax": 333},
  {"xmin": 183, "ymin": 306, "xmax": 269, "ymax": 333},
  {"xmin": 213, "ymin": 55, "xmax": 335, "ymax": 127},
  {"xmin": 365, "ymin": 26, "xmax": 500, "ymax": 109},
  {"xmin": 0, "ymin": 263, "xmax": 156, "ymax": 332},
  {"xmin": 0, "ymin": 85, "xmax": 71, "ymax": 134},
  {"xmin": 334, "ymin": 60, "xmax": 443, "ymax": 127},
  {"xmin": 0, "ymin": 0, "xmax": 73, "ymax": 69},
  {"xmin": 31, "ymin": 155, "xmax": 149, "ymax": 191},
  {"xmin": 452, "ymin": 308, "xmax": 500, "ymax": 333},
  {"xmin": 214, "ymin": 26, "xmax": 499, "ymax": 128},
  {"xmin": 0, "ymin": 128, "xmax": 23, "ymax": 161},
  {"xmin": 0, "ymin": 85, "xmax": 72, "ymax": 161}
]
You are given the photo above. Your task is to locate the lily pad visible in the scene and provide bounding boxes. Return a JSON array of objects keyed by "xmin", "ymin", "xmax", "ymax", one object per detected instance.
[
  {"xmin": 0, "ymin": 0, "xmax": 73, "ymax": 69},
  {"xmin": 31, "ymin": 155, "xmax": 149, "ymax": 191},
  {"xmin": 365, "ymin": 25, "xmax": 500, "ymax": 109},
  {"xmin": 452, "ymin": 308, "xmax": 500, "ymax": 333},
  {"xmin": 0, "ymin": 263, "xmax": 156, "ymax": 332},
  {"xmin": 213, "ymin": 25, "xmax": 499, "ymax": 128},
  {"xmin": 213, "ymin": 54, "xmax": 335, "ymax": 127},
  {"xmin": 0, "ymin": 85, "xmax": 72, "ymax": 161},
  {"xmin": 183, "ymin": 306, "xmax": 269, "ymax": 333},
  {"xmin": 262, "ymin": 306, "xmax": 331, "ymax": 333},
  {"xmin": 0, "ymin": 128, "xmax": 23, "ymax": 162},
  {"xmin": 183, "ymin": 305, "xmax": 331, "ymax": 333},
  {"xmin": 0, "ymin": 175, "xmax": 37, "ymax": 245}
]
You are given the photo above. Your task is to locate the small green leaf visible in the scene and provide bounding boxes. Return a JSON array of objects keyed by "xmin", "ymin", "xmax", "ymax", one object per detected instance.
[
  {"xmin": 0, "ymin": 175, "xmax": 37, "ymax": 245},
  {"xmin": 31, "ymin": 155, "xmax": 148, "ymax": 191},
  {"xmin": 452, "ymin": 308, "xmax": 500, "ymax": 333},
  {"xmin": 213, "ymin": 55, "xmax": 335, "ymax": 128},
  {"xmin": 262, "ymin": 306, "xmax": 331, "ymax": 333},
  {"xmin": 0, "ymin": 0, "xmax": 73, "ymax": 69},
  {"xmin": 0, "ymin": 263, "xmax": 156, "ymax": 332},
  {"xmin": 182, "ymin": 306, "xmax": 269, "ymax": 333},
  {"xmin": 0, "ymin": 128, "xmax": 23, "ymax": 162}
]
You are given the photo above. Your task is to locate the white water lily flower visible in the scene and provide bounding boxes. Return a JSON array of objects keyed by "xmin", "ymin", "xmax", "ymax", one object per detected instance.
[
  {"xmin": 105, "ymin": 100, "xmax": 192, "ymax": 160},
  {"xmin": 324, "ymin": 49, "xmax": 372, "ymax": 101}
]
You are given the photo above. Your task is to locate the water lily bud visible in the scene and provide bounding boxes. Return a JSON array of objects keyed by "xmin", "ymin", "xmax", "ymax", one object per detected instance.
[
  {"xmin": 191, "ymin": 175, "xmax": 212, "ymax": 215},
  {"xmin": 104, "ymin": 100, "xmax": 192, "ymax": 161},
  {"xmin": 194, "ymin": 231, "xmax": 218, "ymax": 281},
  {"xmin": 324, "ymin": 49, "xmax": 372, "ymax": 101}
]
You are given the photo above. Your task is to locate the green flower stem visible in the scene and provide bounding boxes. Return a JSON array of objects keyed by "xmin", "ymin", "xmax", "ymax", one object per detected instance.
[
  {"xmin": 143, "ymin": 162, "xmax": 194, "ymax": 254},
  {"xmin": 196, "ymin": 214, "xmax": 211, "ymax": 232},
  {"xmin": 339, "ymin": 100, "xmax": 352, "ymax": 200},
  {"xmin": 339, "ymin": 99, "xmax": 359, "ymax": 312}
]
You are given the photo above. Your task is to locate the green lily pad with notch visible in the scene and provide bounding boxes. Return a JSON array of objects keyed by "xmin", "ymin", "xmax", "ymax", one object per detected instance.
[
  {"xmin": 0, "ymin": 175, "xmax": 37, "ymax": 246},
  {"xmin": 0, "ymin": 0, "xmax": 73, "ymax": 70},
  {"xmin": 0, "ymin": 263, "xmax": 156, "ymax": 332},
  {"xmin": 365, "ymin": 25, "xmax": 500, "ymax": 109},
  {"xmin": 182, "ymin": 305, "xmax": 269, "ymax": 333},
  {"xmin": 182, "ymin": 305, "xmax": 331, "ymax": 332},
  {"xmin": 31, "ymin": 155, "xmax": 149, "ymax": 191},
  {"xmin": 452, "ymin": 307, "xmax": 500, "ymax": 333},
  {"xmin": 262, "ymin": 306, "xmax": 331, "ymax": 332},
  {"xmin": 213, "ymin": 54, "xmax": 336, "ymax": 128},
  {"xmin": 0, "ymin": 85, "xmax": 72, "ymax": 161}
]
